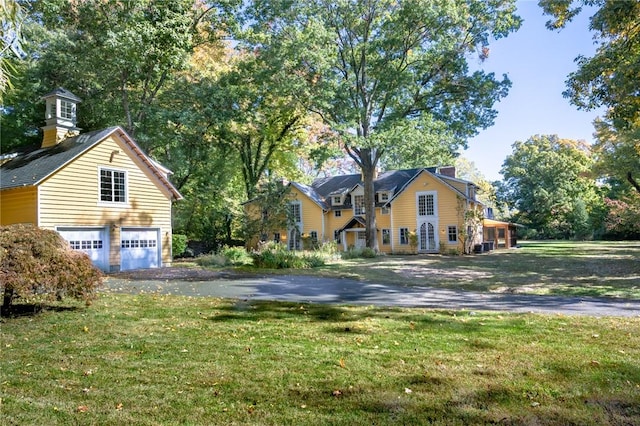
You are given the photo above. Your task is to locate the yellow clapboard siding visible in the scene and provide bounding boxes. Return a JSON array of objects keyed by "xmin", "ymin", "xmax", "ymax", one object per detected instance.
[
  {"xmin": 0, "ymin": 186, "xmax": 38, "ymax": 225},
  {"xmin": 38, "ymin": 133, "xmax": 174, "ymax": 267},
  {"xmin": 390, "ymin": 170, "xmax": 467, "ymax": 252},
  {"xmin": 290, "ymin": 187, "xmax": 325, "ymax": 240}
]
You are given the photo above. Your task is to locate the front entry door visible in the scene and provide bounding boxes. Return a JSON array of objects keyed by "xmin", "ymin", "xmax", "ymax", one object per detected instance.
[{"xmin": 418, "ymin": 221, "xmax": 437, "ymax": 252}]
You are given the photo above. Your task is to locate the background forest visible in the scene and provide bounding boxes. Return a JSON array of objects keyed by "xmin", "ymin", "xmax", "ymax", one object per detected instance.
[{"xmin": 1, "ymin": 0, "xmax": 638, "ymax": 252}]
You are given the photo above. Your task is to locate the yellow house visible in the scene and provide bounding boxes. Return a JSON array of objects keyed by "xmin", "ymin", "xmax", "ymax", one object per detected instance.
[
  {"xmin": 247, "ymin": 166, "xmax": 484, "ymax": 254},
  {"xmin": 0, "ymin": 88, "xmax": 182, "ymax": 271}
]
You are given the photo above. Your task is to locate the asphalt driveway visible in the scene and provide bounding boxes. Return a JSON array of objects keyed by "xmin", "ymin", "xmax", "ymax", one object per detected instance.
[{"xmin": 103, "ymin": 270, "xmax": 640, "ymax": 317}]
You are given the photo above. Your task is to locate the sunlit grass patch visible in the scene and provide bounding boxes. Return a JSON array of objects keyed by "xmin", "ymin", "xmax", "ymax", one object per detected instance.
[
  {"xmin": 295, "ymin": 241, "xmax": 640, "ymax": 299},
  {"xmin": 2, "ymin": 294, "xmax": 639, "ymax": 425}
]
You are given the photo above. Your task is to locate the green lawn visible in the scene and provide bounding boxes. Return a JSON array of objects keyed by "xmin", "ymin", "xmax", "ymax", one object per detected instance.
[
  {"xmin": 2, "ymin": 294, "xmax": 640, "ymax": 425},
  {"xmin": 300, "ymin": 240, "xmax": 640, "ymax": 299}
]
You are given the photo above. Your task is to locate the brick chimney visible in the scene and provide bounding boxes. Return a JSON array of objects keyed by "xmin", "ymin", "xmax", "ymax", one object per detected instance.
[
  {"xmin": 41, "ymin": 88, "xmax": 82, "ymax": 148},
  {"xmin": 437, "ymin": 166, "xmax": 456, "ymax": 178}
]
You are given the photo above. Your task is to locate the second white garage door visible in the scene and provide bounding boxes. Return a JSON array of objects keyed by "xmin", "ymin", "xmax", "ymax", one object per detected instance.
[{"xmin": 120, "ymin": 228, "xmax": 160, "ymax": 271}]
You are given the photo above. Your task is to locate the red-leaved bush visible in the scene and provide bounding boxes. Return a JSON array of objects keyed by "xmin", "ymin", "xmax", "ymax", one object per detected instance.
[{"xmin": 0, "ymin": 224, "xmax": 102, "ymax": 311}]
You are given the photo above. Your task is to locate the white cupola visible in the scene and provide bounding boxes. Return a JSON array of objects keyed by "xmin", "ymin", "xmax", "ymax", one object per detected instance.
[{"xmin": 41, "ymin": 87, "xmax": 82, "ymax": 148}]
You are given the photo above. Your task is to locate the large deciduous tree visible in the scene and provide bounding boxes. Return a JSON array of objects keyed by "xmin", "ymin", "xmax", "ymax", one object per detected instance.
[
  {"xmin": 592, "ymin": 120, "xmax": 640, "ymax": 195},
  {"xmin": 0, "ymin": 0, "xmax": 23, "ymax": 99},
  {"xmin": 499, "ymin": 135, "xmax": 602, "ymax": 239},
  {"xmin": 3, "ymin": 0, "xmax": 234, "ymax": 148},
  {"xmin": 240, "ymin": 0, "xmax": 521, "ymax": 251},
  {"xmin": 539, "ymin": 0, "xmax": 640, "ymax": 130}
]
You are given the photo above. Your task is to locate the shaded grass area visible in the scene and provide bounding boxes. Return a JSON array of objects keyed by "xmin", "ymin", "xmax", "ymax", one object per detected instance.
[
  {"xmin": 2, "ymin": 294, "xmax": 640, "ymax": 425},
  {"xmin": 306, "ymin": 241, "xmax": 640, "ymax": 299}
]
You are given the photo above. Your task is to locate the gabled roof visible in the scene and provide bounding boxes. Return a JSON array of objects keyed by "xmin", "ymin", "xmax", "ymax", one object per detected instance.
[
  {"xmin": 0, "ymin": 126, "xmax": 182, "ymax": 201},
  {"xmin": 337, "ymin": 216, "xmax": 367, "ymax": 232},
  {"xmin": 290, "ymin": 181, "xmax": 328, "ymax": 210},
  {"xmin": 287, "ymin": 166, "xmax": 479, "ymax": 210}
]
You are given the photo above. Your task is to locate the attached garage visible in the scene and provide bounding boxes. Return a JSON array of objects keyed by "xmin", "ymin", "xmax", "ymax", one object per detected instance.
[
  {"xmin": 120, "ymin": 228, "xmax": 161, "ymax": 271},
  {"xmin": 57, "ymin": 227, "xmax": 109, "ymax": 272}
]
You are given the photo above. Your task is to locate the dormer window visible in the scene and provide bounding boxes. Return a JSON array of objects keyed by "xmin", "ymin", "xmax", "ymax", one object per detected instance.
[
  {"xmin": 332, "ymin": 195, "xmax": 343, "ymax": 205},
  {"xmin": 354, "ymin": 195, "xmax": 365, "ymax": 215},
  {"xmin": 379, "ymin": 192, "xmax": 389, "ymax": 202}
]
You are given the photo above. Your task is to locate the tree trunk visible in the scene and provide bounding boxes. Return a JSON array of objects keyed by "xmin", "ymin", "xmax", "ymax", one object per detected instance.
[
  {"xmin": 627, "ymin": 171, "xmax": 640, "ymax": 193},
  {"xmin": 2, "ymin": 287, "xmax": 14, "ymax": 312},
  {"xmin": 360, "ymin": 148, "xmax": 379, "ymax": 252}
]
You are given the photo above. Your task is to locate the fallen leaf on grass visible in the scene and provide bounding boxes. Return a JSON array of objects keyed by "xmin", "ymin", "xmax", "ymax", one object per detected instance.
[
  {"xmin": 77, "ymin": 405, "xmax": 89, "ymax": 413},
  {"xmin": 116, "ymin": 403, "xmax": 123, "ymax": 410},
  {"xmin": 339, "ymin": 358, "xmax": 346, "ymax": 369},
  {"xmin": 332, "ymin": 390, "xmax": 342, "ymax": 397}
]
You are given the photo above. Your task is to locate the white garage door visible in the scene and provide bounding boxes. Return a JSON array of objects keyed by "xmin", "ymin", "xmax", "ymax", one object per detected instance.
[
  {"xmin": 57, "ymin": 227, "xmax": 109, "ymax": 272},
  {"xmin": 120, "ymin": 228, "xmax": 160, "ymax": 271}
]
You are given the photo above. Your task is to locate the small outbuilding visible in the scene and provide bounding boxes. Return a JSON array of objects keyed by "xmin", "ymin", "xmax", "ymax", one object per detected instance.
[{"xmin": 0, "ymin": 88, "xmax": 182, "ymax": 271}]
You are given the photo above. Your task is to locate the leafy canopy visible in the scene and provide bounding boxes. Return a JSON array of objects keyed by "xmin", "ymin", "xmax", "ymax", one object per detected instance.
[
  {"xmin": 539, "ymin": 0, "xmax": 640, "ymax": 130},
  {"xmin": 240, "ymin": 0, "xmax": 521, "ymax": 249},
  {"xmin": 499, "ymin": 134, "xmax": 602, "ymax": 239}
]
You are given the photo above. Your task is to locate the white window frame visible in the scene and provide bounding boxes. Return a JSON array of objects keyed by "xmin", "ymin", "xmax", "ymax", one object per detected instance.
[
  {"xmin": 379, "ymin": 192, "xmax": 389, "ymax": 202},
  {"xmin": 334, "ymin": 210, "xmax": 342, "ymax": 217},
  {"xmin": 416, "ymin": 191, "xmax": 437, "ymax": 217},
  {"xmin": 382, "ymin": 229, "xmax": 391, "ymax": 245},
  {"xmin": 381, "ymin": 206, "xmax": 390, "ymax": 215},
  {"xmin": 354, "ymin": 194, "xmax": 365, "ymax": 216},
  {"xmin": 399, "ymin": 227, "xmax": 409, "ymax": 245},
  {"xmin": 289, "ymin": 201, "xmax": 302, "ymax": 224},
  {"xmin": 447, "ymin": 225, "xmax": 458, "ymax": 243},
  {"xmin": 98, "ymin": 167, "xmax": 128, "ymax": 206},
  {"xmin": 332, "ymin": 195, "xmax": 343, "ymax": 205}
]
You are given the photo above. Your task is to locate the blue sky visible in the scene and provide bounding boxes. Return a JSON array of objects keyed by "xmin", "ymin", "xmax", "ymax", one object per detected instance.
[{"xmin": 462, "ymin": 0, "xmax": 604, "ymax": 181}]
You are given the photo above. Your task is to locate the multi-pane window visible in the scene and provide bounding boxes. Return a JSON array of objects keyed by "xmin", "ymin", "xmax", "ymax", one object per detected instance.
[
  {"xmin": 69, "ymin": 240, "xmax": 102, "ymax": 250},
  {"xmin": 399, "ymin": 228, "xmax": 409, "ymax": 245},
  {"xmin": 379, "ymin": 192, "xmax": 389, "ymax": 202},
  {"xmin": 381, "ymin": 207, "xmax": 390, "ymax": 215},
  {"xmin": 100, "ymin": 168, "xmax": 126, "ymax": 203},
  {"xmin": 334, "ymin": 210, "xmax": 342, "ymax": 217},
  {"xmin": 354, "ymin": 195, "xmax": 365, "ymax": 215},
  {"xmin": 448, "ymin": 226, "xmax": 458, "ymax": 243},
  {"xmin": 382, "ymin": 229, "xmax": 390, "ymax": 245},
  {"xmin": 418, "ymin": 194, "xmax": 434, "ymax": 216},
  {"xmin": 60, "ymin": 100, "xmax": 74, "ymax": 120},
  {"xmin": 273, "ymin": 233, "xmax": 281, "ymax": 243},
  {"xmin": 121, "ymin": 239, "xmax": 156, "ymax": 248},
  {"xmin": 310, "ymin": 231, "xmax": 318, "ymax": 244},
  {"xmin": 289, "ymin": 202, "xmax": 301, "ymax": 223},
  {"xmin": 334, "ymin": 230, "xmax": 342, "ymax": 244},
  {"xmin": 333, "ymin": 196, "xmax": 342, "ymax": 205}
]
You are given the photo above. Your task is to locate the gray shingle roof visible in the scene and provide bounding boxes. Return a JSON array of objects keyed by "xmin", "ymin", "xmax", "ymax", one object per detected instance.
[
  {"xmin": 0, "ymin": 127, "xmax": 182, "ymax": 201},
  {"xmin": 298, "ymin": 166, "xmax": 475, "ymax": 211},
  {"xmin": 0, "ymin": 127, "xmax": 118, "ymax": 189}
]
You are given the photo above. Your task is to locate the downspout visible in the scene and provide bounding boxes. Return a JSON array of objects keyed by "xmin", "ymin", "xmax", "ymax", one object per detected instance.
[{"xmin": 389, "ymin": 202, "xmax": 395, "ymax": 253}]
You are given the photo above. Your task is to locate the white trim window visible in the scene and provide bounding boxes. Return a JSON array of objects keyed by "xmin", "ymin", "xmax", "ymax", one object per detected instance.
[
  {"xmin": 417, "ymin": 191, "xmax": 437, "ymax": 217},
  {"xmin": 99, "ymin": 168, "xmax": 127, "ymax": 203},
  {"xmin": 381, "ymin": 206, "xmax": 390, "ymax": 215},
  {"xmin": 447, "ymin": 226, "xmax": 458, "ymax": 243},
  {"xmin": 354, "ymin": 195, "xmax": 365, "ymax": 215},
  {"xmin": 382, "ymin": 229, "xmax": 391, "ymax": 245},
  {"xmin": 289, "ymin": 202, "xmax": 302, "ymax": 223},
  {"xmin": 332, "ymin": 195, "xmax": 343, "ymax": 205},
  {"xmin": 334, "ymin": 210, "xmax": 342, "ymax": 217},
  {"xmin": 399, "ymin": 227, "xmax": 409, "ymax": 245}
]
